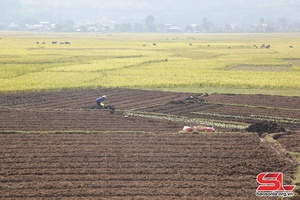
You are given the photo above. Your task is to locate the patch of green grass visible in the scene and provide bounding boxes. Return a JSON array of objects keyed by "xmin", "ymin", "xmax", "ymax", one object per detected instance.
[
  {"xmin": 290, "ymin": 152, "xmax": 300, "ymax": 194},
  {"xmin": 151, "ymin": 86, "xmax": 300, "ymax": 96},
  {"xmin": 207, "ymin": 103, "xmax": 300, "ymax": 111},
  {"xmin": 294, "ymin": 165, "xmax": 300, "ymax": 185},
  {"xmin": 290, "ymin": 152, "xmax": 300, "ymax": 159}
]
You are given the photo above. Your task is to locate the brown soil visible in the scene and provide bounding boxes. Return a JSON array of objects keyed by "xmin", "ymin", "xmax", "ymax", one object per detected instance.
[
  {"xmin": 1, "ymin": 88, "xmax": 299, "ymax": 132},
  {"xmin": 0, "ymin": 88, "xmax": 299, "ymax": 199},
  {"xmin": 0, "ymin": 133, "xmax": 297, "ymax": 199},
  {"xmin": 277, "ymin": 131, "xmax": 300, "ymax": 153}
]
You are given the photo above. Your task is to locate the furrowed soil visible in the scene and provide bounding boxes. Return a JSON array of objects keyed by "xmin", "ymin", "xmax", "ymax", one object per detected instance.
[
  {"xmin": 0, "ymin": 88, "xmax": 299, "ymax": 132},
  {"xmin": 0, "ymin": 88, "xmax": 299, "ymax": 199},
  {"xmin": 0, "ymin": 133, "xmax": 297, "ymax": 199}
]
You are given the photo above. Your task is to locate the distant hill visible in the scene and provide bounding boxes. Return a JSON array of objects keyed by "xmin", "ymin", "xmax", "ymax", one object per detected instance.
[{"xmin": 1, "ymin": 0, "xmax": 300, "ymax": 30}]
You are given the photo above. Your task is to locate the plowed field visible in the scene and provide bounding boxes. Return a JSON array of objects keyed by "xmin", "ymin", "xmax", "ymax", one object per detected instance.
[
  {"xmin": 0, "ymin": 133, "xmax": 297, "ymax": 199},
  {"xmin": 0, "ymin": 88, "xmax": 299, "ymax": 199},
  {"xmin": 1, "ymin": 88, "xmax": 300, "ymax": 132}
]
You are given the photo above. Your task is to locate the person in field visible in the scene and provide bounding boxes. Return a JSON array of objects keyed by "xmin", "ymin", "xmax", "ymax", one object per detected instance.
[{"xmin": 96, "ymin": 95, "xmax": 106, "ymax": 108}]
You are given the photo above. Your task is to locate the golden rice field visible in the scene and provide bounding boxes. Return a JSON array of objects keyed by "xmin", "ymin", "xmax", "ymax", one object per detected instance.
[{"xmin": 0, "ymin": 32, "xmax": 300, "ymax": 95}]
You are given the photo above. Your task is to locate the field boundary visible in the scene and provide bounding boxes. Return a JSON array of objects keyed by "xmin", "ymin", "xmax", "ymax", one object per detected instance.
[
  {"xmin": 192, "ymin": 112, "xmax": 300, "ymax": 125},
  {"xmin": 124, "ymin": 110, "xmax": 249, "ymax": 130},
  {"xmin": 263, "ymin": 133, "xmax": 300, "ymax": 196},
  {"xmin": 206, "ymin": 102, "xmax": 300, "ymax": 111},
  {"xmin": 0, "ymin": 130, "xmax": 153, "ymax": 135}
]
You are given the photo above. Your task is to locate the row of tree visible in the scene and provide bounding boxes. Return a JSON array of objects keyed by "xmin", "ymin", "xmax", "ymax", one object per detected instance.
[{"xmin": 1, "ymin": 15, "xmax": 300, "ymax": 33}]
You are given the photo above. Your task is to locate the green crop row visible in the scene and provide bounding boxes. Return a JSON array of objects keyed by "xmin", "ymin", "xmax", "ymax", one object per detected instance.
[
  {"xmin": 192, "ymin": 112, "xmax": 300, "ymax": 125},
  {"xmin": 125, "ymin": 111, "xmax": 249, "ymax": 130}
]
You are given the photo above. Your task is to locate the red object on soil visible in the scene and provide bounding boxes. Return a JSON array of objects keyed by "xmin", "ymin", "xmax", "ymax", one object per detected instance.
[
  {"xmin": 183, "ymin": 126, "xmax": 194, "ymax": 132},
  {"xmin": 182, "ymin": 125, "xmax": 215, "ymax": 133}
]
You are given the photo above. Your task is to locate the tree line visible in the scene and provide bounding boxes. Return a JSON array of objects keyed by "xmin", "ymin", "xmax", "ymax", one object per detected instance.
[{"xmin": 1, "ymin": 15, "xmax": 300, "ymax": 33}]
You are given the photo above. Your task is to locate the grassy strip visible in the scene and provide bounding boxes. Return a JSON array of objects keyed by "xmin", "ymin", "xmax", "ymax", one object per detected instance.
[
  {"xmin": 206, "ymin": 102, "xmax": 300, "ymax": 111},
  {"xmin": 289, "ymin": 153, "xmax": 300, "ymax": 195},
  {"xmin": 264, "ymin": 134, "xmax": 300, "ymax": 195},
  {"xmin": 0, "ymin": 130, "xmax": 152, "ymax": 134},
  {"xmin": 125, "ymin": 110, "xmax": 249, "ymax": 130},
  {"xmin": 155, "ymin": 87, "xmax": 300, "ymax": 97},
  {"xmin": 290, "ymin": 152, "xmax": 300, "ymax": 192},
  {"xmin": 192, "ymin": 112, "xmax": 300, "ymax": 124}
]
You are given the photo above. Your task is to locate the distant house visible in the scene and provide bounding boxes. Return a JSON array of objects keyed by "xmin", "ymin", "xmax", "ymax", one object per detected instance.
[
  {"xmin": 39, "ymin": 22, "xmax": 51, "ymax": 31},
  {"xmin": 167, "ymin": 25, "xmax": 184, "ymax": 33},
  {"xmin": 185, "ymin": 24, "xmax": 198, "ymax": 33},
  {"xmin": 190, "ymin": 24, "xmax": 198, "ymax": 32},
  {"xmin": 40, "ymin": 22, "xmax": 50, "ymax": 26}
]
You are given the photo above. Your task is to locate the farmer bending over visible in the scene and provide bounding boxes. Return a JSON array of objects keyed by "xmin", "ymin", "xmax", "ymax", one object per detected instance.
[{"xmin": 96, "ymin": 95, "xmax": 106, "ymax": 108}]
